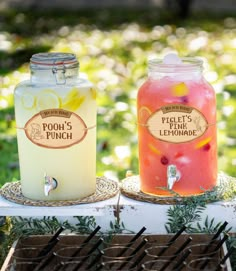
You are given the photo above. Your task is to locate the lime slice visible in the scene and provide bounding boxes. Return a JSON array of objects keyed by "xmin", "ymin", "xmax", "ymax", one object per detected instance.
[
  {"xmin": 36, "ymin": 89, "xmax": 61, "ymax": 111},
  {"xmin": 21, "ymin": 92, "xmax": 35, "ymax": 109}
]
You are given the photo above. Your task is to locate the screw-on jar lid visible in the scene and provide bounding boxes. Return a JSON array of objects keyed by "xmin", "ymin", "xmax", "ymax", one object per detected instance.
[
  {"xmin": 30, "ymin": 52, "xmax": 79, "ymax": 69},
  {"xmin": 148, "ymin": 57, "xmax": 203, "ymax": 73}
]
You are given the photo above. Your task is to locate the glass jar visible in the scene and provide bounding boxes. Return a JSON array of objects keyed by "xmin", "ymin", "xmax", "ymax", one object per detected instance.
[
  {"xmin": 14, "ymin": 52, "xmax": 97, "ymax": 201},
  {"xmin": 137, "ymin": 55, "xmax": 217, "ymax": 196}
]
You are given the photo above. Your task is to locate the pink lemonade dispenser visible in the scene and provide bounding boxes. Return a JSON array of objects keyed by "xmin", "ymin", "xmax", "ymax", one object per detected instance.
[{"xmin": 137, "ymin": 54, "xmax": 217, "ymax": 196}]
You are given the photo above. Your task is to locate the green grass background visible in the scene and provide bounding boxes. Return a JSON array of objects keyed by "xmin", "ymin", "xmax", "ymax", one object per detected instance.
[{"xmin": 0, "ymin": 7, "xmax": 236, "ymax": 186}]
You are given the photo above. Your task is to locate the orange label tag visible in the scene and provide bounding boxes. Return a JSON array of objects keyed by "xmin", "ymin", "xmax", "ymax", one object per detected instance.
[
  {"xmin": 147, "ymin": 104, "xmax": 208, "ymax": 143},
  {"xmin": 24, "ymin": 109, "xmax": 87, "ymax": 148}
]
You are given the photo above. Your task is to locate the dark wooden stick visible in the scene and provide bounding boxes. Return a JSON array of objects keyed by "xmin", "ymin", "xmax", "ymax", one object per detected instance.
[
  {"xmin": 159, "ymin": 237, "xmax": 192, "ymax": 271},
  {"xmin": 118, "ymin": 238, "xmax": 148, "ymax": 269},
  {"xmin": 199, "ymin": 234, "xmax": 229, "ymax": 270},
  {"xmin": 116, "ymin": 226, "xmax": 146, "ymax": 257},
  {"xmin": 71, "ymin": 238, "xmax": 103, "ymax": 271}
]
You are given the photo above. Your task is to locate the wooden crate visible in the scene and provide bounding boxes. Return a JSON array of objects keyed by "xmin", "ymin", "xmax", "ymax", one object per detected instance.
[{"xmin": 1, "ymin": 234, "xmax": 232, "ymax": 270}]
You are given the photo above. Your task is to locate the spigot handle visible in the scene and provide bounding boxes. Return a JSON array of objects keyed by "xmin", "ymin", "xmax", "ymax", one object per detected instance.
[
  {"xmin": 167, "ymin": 165, "xmax": 181, "ymax": 190},
  {"xmin": 44, "ymin": 173, "xmax": 58, "ymax": 196}
]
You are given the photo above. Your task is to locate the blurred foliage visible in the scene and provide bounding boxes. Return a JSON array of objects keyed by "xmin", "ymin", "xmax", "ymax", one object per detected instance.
[{"xmin": 0, "ymin": 7, "xmax": 236, "ymax": 186}]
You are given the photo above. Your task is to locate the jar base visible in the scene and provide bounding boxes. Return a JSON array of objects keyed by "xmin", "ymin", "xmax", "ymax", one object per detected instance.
[
  {"xmin": 0, "ymin": 178, "xmax": 119, "ymax": 206},
  {"xmin": 140, "ymin": 187, "xmax": 206, "ymax": 198},
  {"xmin": 120, "ymin": 175, "xmax": 220, "ymax": 204}
]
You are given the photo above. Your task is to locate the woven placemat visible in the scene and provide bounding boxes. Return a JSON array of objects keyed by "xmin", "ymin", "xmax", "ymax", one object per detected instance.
[
  {"xmin": 0, "ymin": 177, "xmax": 119, "ymax": 206},
  {"xmin": 120, "ymin": 172, "xmax": 233, "ymax": 204}
]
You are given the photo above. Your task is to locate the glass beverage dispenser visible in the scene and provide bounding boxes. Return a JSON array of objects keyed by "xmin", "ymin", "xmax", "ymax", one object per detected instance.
[
  {"xmin": 14, "ymin": 53, "xmax": 97, "ymax": 201},
  {"xmin": 137, "ymin": 54, "xmax": 217, "ymax": 196}
]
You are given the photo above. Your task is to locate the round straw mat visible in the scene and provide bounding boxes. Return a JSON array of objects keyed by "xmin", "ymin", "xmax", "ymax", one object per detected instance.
[
  {"xmin": 0, "ymin": 177, "xmax": 119, "ymax": 206},
  {"xmin": 120, "ymin": 172, "xmax": 233, "ymax": 204}
]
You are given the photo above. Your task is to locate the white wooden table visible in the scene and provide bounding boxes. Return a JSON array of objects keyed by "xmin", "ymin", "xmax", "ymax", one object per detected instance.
[{"xmin": 1, "ymin": 193, "xmax": 236, "ymax": 233}]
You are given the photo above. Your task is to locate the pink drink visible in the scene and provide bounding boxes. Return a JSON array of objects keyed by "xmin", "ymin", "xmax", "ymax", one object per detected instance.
[{"xmin": 137, "ymin": 56, "xmax": 217, "ymax": 196}]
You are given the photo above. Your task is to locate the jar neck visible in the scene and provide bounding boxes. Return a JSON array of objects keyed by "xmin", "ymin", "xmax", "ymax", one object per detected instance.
[
  {"xmin": 30, "ymin": 66, "xmax": 79, "ymax": 85},
  {"xmin": 30, "ymin": 52, "xmax": 79, "ymax": 85},
  {"xmin": 148, "ymin": 57, "xmax": 203, "ymax": 80}
]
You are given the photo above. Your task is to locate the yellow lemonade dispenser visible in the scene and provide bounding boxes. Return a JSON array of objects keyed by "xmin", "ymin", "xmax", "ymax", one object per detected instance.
[{"xmin": 14, "ymin": 53, "xmax": 97, "ymax": 201}]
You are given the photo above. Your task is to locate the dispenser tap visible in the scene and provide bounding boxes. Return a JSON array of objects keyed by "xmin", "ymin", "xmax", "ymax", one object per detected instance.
[
  {"xmin": 44, "ymin": 173, "xmax": 58, "ymax": 196},
  {"xmin": 167, "ymin": 165, "xmax": 181, "ymax": 190}
]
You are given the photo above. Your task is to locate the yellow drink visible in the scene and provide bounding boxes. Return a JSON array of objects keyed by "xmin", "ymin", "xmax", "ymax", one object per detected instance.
[{"xmin": 14, "ymin": 53, "xmax": 97, "ymax": 201}]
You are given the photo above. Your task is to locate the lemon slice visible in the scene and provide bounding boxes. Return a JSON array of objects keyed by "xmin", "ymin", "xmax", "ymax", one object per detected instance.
[
  {"xmin": 139, "ymin": 106, "xmax": 152, "ymax": 125},
  {"xmin": 195, "ymin": 137, "xmax": 211, "ymax": 149},
  {"xmin": 36, "ymin": 89, "xmax": 61, "ymax": 111},
  {"xmin": 62, "ymin": 88, "xmax": 85, "ymax": 111},
  {"xmin": 148, "ymin": 143, "xmax": 161, "ymax": 155},
  {"xmin": 171, "ymin": 82, "xmax": 189, "ymax": 97},
  {"xmin": 21, "ymin": 92, "xmax": 35, "ymax": 109},
  {"xmin": 90, "ymin": 88, "xmax": 97, "ymax": 99}
]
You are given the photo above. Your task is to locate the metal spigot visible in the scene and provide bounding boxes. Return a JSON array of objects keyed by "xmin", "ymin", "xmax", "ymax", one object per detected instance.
[
  {"xmin": 126, "ymin": 170, "xmax": 133, "ymax": 178},
  {"xmin": 44, "ymin": 173, "xmax": 58, "ymax": 196},
  {"xmin": 167, "ymin": 165, "xmax": 181, "ymax": 190}
]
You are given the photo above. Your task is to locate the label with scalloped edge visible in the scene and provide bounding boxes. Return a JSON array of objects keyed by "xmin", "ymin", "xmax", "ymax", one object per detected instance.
[
  {"xmin": 147, "ymin": 104, "xmax": 208, "ymax": 143},
  {"xmin": 24, "ymin": 109, "xmax": 87, "ymax": 148}
]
